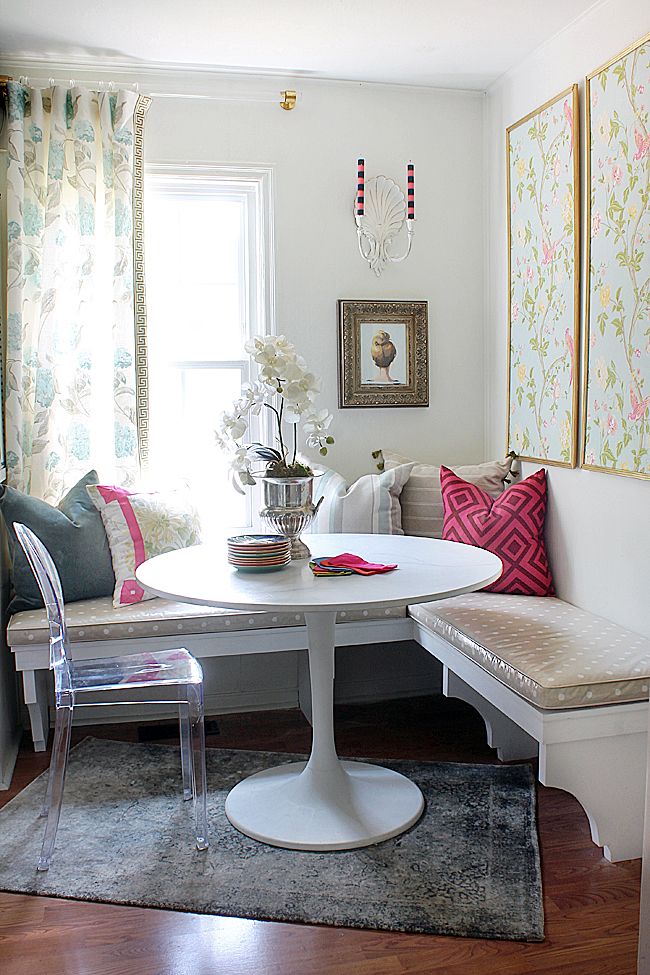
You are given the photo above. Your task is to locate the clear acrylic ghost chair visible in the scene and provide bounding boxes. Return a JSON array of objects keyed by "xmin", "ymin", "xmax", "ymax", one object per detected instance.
[{"xmin": 13, "ymin": 522, "xmax": 209, "ymax": 871}]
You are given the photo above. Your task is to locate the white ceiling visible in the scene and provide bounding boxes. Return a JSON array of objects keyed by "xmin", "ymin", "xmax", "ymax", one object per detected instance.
[{"xmin": 0, "ymin": 0, "xmax": 600, "ymax": 89}]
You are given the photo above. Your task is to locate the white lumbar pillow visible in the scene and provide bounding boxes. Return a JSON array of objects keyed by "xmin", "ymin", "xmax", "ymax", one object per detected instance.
[{"xmin": 307, "ymin": 463, "xmax": 414, "ymax": 535}]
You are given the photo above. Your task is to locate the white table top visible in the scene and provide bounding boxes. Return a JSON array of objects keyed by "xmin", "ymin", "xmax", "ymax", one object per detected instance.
[{"xmin": 136, "ymin": 534, "xmax": 502, "ymax": 613}]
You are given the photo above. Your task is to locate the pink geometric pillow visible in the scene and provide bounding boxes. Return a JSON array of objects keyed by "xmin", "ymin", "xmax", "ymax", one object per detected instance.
[{"xmin": 440, "ymin": 466, "xmax": 554, "ymax": 596}]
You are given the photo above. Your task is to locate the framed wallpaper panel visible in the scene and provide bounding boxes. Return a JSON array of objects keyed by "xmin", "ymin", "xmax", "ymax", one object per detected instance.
[
  {"xmin": 506, "ymin": 85, "xmax": 580, "ymax": 466},
  {"xmin": 582, "ymin": 32, "xmax": 650, "ymax": 478}
]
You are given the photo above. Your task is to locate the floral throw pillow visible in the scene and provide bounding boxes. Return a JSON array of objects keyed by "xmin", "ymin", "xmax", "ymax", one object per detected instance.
[
  {"xmin": 86, "ymin": 484, "xmax": 202, "ymax": 607},
  {"xmin": 440, "ymin": 466, "xmax": 554, "ymax": 596}
]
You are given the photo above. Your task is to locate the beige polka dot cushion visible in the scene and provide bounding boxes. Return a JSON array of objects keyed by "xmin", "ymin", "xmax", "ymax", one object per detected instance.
[
  {"xmin": 409, "ymin": 593, "xmax": 650, "ymax": 709},
  {"xmin": 7, "ymin": 596, "xmax": 406, "ymax": 646}
]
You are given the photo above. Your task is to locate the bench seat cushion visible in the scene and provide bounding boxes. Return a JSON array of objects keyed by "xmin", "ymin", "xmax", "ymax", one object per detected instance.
[
  {"xmin": 7, "ymin": 596, "xmax": 406, "ymax": 647},
  {"xmin": 409, "ymin": 593, "xmax": 650, "ymax": 709}
]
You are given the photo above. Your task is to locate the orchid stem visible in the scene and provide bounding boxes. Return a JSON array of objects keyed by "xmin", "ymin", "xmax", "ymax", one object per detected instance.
[{"xmin": 277, "ymin": 393, "xmax": 286, "ymax": 462}]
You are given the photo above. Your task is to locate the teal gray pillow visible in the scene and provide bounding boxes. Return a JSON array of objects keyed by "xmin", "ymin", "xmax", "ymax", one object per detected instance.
[{"xmin": 0, "ymin": 470, "xmax": 116, "ymax": 613}]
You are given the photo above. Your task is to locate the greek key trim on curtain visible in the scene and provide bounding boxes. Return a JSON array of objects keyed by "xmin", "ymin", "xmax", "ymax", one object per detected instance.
[
  {"xmin": 133, "ymin": 94, "xmax": 151, "ymax": 473},
  {"xmin": 5, "ymin": 82, "xmax": 150, "ymax": 501}
]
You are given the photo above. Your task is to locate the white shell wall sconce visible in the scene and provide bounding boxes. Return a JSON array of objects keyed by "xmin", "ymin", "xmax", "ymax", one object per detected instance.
[{"xmin": 354, "ymin": 159, "xmax": 415, "ymax": 276}]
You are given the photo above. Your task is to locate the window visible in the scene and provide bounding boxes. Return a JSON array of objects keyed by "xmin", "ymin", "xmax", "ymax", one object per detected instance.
[{"xmin": 144, "ymin": 165, "xmax": 273, "ymax": 537}]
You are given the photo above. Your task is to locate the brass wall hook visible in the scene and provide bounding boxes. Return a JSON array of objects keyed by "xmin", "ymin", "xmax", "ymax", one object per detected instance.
[{"xmin": 280, "ymin": 90, "xmax": 297, "ymax": 111}]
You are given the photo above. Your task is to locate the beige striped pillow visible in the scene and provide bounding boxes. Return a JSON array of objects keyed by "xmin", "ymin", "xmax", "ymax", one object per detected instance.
[{"xmin": 380, "ymin": 450, "xmax": 514, "ymax": 539}]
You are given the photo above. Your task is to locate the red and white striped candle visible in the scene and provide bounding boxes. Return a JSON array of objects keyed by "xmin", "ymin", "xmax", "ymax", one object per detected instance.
[
  {"xmin": 356, "ymin": 158, "xmax": 365, "ymax": 216},
  {"xmin": 407, "ymin": 162, "xmax": 415, "ymax": 220}
]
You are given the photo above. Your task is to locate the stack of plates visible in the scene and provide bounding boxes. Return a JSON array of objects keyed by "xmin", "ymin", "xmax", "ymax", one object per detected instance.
[{"xmin": 227, "ymin": 535, "xmax": 291, "ymax": 572}]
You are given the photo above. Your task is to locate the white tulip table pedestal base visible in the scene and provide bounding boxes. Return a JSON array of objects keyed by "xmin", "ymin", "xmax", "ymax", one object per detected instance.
[{"xmin": 224, "ymin": 610, "xmax": 424, "ymax": 850}]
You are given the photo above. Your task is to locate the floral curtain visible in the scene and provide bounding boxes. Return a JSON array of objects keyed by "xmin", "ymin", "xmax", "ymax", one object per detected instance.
[{"xmin": 5, "ymin": 82, "xmax": 145, "ymax": 501}]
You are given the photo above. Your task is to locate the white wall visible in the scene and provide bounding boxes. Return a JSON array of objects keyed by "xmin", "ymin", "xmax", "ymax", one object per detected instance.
[
  {"xmin": 1, "ymin": 62, "xmax": 468, "ymax": 719},
  {"xmin": 0, "ymin": 61, "xmax": 488, "ymax": 481},
  {"xmin": 142, "ymin": 77, "xmax": 486, "ymax": 480},
  {"xmin": 146, "ymin": 75, "xmax": 477, "ymax": 704},
  {"xmin": 485, "ymin": 1, "xmax": 650, "ymax": 637}
]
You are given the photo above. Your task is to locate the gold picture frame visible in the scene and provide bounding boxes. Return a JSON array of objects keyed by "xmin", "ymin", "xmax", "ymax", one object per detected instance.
[
  {"xmin": 581, "ymin": 31, "xmax": 650, "ymax": 479},
  {"xmin": 505, "ymin": 85, "xmax": 580, "ymax": 467},
  {"xmin": 337, "ymin": 299, "xmax": 429, "ymax": 408}
]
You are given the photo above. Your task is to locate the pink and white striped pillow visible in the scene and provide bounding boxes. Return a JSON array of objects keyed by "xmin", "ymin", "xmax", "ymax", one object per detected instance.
[{"xmin": 87, "ymin": 484, "xmax": 202, "ymax": 606}]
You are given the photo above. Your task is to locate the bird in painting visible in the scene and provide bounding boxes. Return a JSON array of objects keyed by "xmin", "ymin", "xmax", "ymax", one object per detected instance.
[
  {"xmin": 628, "ymin": 386, "xmax": 650, "ymax": 422},
  {"xmin": 371, "ymin": 330, "xmax": 397, "ymax": 383}
]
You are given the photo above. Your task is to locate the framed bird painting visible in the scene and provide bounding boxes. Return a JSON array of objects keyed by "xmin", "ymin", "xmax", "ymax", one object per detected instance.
[
  {"xmin": 337, "ymin": 299, "xmax": 428, "ymax": 408},
  {"xmin": 582, "ymin": 32, "xmax": 650, "ymax": 479},
  {"xmin": 506, "ymin": 84, "xmax": 580, "ymax": 466}
]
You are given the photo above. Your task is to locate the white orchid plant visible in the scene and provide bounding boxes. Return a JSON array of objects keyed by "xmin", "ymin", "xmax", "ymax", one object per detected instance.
[{"xmin": 215, "ymin": 334, "xmax": 334, "ymax": 491}]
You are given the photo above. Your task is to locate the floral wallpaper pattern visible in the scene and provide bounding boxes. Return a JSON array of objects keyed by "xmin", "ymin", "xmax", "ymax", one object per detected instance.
[
  {"xmin": 5, "ymin": 83, "xmax": 142, "ymax": 501},
  {"xmin": 584, "ymin": 36, "xmax": 650, "ymax": 476},
  {"xmin": 507, "ymin": 86, "xmax": 579, "ymax": 465}
]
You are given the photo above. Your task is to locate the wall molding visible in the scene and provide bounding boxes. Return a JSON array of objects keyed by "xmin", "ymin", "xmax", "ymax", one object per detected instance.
[{"xmin": 0, "ymin": 54, "xmax": 486, "ymax": 99}]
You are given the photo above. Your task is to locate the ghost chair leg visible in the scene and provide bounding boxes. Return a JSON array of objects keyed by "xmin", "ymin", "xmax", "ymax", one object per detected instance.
[{"xmin": 38, "ymin": 704, "xmax": 73, "ymax": 871}]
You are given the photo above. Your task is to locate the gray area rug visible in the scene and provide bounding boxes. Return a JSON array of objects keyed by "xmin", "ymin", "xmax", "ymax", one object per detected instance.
[{"xmin": 0, "ymin": 738, "xmax": 543, "ymax": 940}]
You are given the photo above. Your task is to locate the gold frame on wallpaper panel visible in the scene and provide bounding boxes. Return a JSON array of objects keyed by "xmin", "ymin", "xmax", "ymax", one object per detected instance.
[
  {"xmin": 581, "ymin": 30, "xmax": 650, "ymax": 480},
  {"xmin": 505, "ymin": 84, "xmax": 580, "ymax": 468}
]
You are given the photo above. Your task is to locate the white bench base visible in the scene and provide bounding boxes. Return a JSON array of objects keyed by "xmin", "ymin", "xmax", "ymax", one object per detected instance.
[
  {"xmin": 13, "ymin": 618, "xmax": 413, "ymax": 752},
  {"xmin": 414, "ymin": 621, "xmax": 648, "ymax": 862}
]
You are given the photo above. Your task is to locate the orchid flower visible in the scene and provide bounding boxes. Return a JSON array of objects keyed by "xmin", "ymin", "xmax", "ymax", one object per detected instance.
[{"xmin": 215, "ymin": 334, "xmax": 335, "ymax": 488}]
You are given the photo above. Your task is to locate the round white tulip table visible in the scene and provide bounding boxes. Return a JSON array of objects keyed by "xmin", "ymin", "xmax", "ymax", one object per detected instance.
[{"xmin": 137, "ymin": 534, "xmax": 501, "ymax": 851}]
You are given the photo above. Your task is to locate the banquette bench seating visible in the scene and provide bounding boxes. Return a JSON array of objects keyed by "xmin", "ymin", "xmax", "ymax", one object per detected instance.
[
  {"xmin": 4, "ymin": 450, "xmax": 650, "ymax": 863},
  {"xmin": 8, "ymin": 584, "xmax": 650, "ymax": 863}
]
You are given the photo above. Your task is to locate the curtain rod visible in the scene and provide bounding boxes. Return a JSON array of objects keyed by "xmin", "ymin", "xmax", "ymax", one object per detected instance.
[
  {"xmin": 1, "ymin": 75, "xmax": 300, "ymax": 108},
  {"xmin": 148, "ymin": 90, "xmax": 300, "ymax": 107}
]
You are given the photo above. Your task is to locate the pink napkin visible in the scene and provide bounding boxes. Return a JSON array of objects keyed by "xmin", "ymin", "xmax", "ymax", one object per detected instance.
[{"xmin": 311, "ymin": 553, "xmax": 397, "ymax": 576}]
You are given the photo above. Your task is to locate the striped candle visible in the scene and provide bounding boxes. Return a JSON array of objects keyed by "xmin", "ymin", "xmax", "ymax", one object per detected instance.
[
  {"xmin": 356, "ymin": 158, "xmax": 365, "ymax": 216},
  {"xmin": 407, "ymin": 163, "xmax": 415, "ymax": 220}
]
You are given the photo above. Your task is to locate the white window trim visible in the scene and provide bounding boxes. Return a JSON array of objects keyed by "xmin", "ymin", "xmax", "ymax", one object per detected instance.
[{"xmin": 144, "ymin": 161, "xmax": 276, "ymax": 530}]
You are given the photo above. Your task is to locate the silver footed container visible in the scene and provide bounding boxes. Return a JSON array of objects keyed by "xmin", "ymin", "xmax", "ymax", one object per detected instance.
[{"xmin": 260, "ymin": 475, "xmax": 323, "ymax": 560}]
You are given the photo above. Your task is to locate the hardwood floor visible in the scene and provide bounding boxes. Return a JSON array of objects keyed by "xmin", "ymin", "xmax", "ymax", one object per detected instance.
[{"xmin": 0, "ymin": 696, "xmax": 641, "ymax": 975}]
